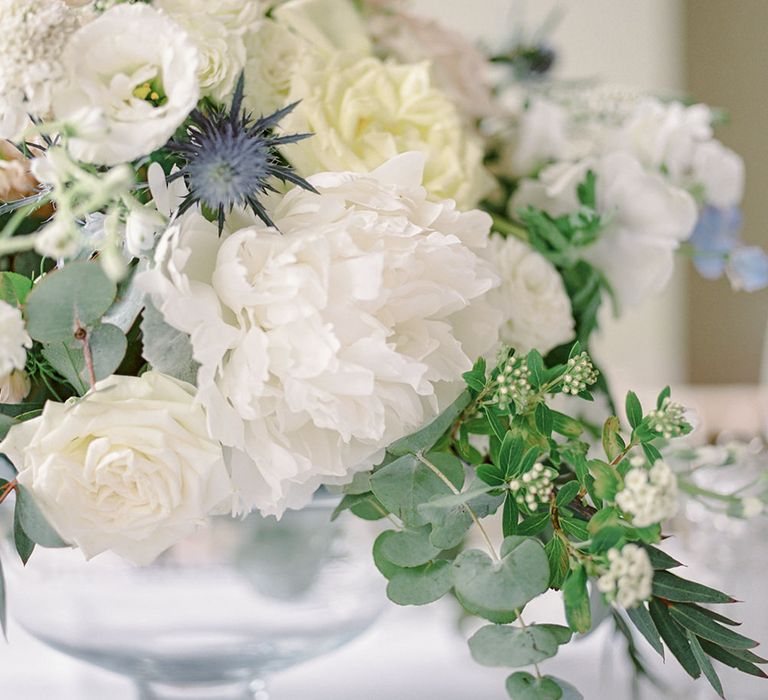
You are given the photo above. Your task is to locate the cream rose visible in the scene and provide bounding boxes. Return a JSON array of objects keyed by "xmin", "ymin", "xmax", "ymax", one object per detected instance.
[
  {"xmin": 0, "ymin": 372, "xmax": 233, "ymax": 565},
  {"xmin": 279, "ymin": 52, "xmax": 494, "ymax": 210},
  {"xmin": 52, "ymin": 4, "xmax": 199, "ymax": 166},
  {"xmin": 484, "ymin": 235, "xmax": 575, "ymax": 355},
  {"xmin": 0, "ymin": 300, "xmax": 31, "ymax": 378}
]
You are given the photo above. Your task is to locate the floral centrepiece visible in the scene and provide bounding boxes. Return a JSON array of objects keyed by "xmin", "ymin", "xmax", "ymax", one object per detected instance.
[{"xmin": 0, "ymin": 1, "xmax": 765, "ymax": 698}]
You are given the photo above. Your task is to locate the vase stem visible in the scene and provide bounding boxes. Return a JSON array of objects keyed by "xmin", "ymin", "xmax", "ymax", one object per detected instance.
[{"xmin": 135, "ymin": 678, "xmax": 268, "ymax": 700}]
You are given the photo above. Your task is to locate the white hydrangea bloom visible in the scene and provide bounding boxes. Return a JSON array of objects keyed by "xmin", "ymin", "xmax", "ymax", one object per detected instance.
[
  {"xmin": 0, "ymin": 301, "xmax": 32, "ymax": 378},
  {"xmin": 483, "ymin": 235, "xmax": 574, "ymax": 355},
  {"xmin": 0, "ymin": 0, "xmax": 79, "ymax": 138},
  {"xmin": 597, "ymin": 544, "xmax": 653, "ymax": 609},
  {"xmin": 615, "ymin": 459, "xmax": 679, "ymax": 527},
  {"xmin": 512, "ymin": 152, "xmax": 697, "ymax": 308},
  {"xmin": 139, "ymin": 153, "xmax": 501, "ymax": 516},
  {"xmin": 52, "ymin": 4, "xmax": 199, "ymax": 165}
]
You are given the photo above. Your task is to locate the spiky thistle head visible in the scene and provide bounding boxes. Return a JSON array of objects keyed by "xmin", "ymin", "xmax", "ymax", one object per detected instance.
[{"xmin": 167, "ymin": 72, "xmax": 316, "ymax": 233}]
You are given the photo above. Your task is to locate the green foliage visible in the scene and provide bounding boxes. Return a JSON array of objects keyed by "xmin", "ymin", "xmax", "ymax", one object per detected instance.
[
  {"xmin": 15, "ymin": 485, "xmax": 69, "ymax": 549},
  {"xmin": 469, "ymin": 624, "xmax": 565, "ymax": 667},
  {"xmin": 0, "ymin": 271, "xmax": 32, "ymax": 307},
  {"xmin": 562, "ymin": 565, "xmax": 591, "ymax": 633},
  {"xmin": 386, "ymin": 560, "xmax": 453, "ymax": 606},
  {"xmin": 506, "ymin": 672, "xmax": 563, "ymax": 700},
  {"xmin": 140, "ymin": 301, "xmax": 199, "ymax": 384}
]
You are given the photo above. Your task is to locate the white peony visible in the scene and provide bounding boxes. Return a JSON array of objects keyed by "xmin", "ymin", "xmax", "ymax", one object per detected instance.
[
  {"xmin": 139, "ymin": 153, "xmax": 500, "ymax": 516},
  {"xmin": 154, "ymin": 0, "xmax": 261, "ymax": 103},
  {"xmin": 512, "ymin": 153, "xmax": 697, "ymax": 307},
  {"xmin": 52, "ymin": 4, "xmax": 199, "ymax": 166},
  {"xmin": 483, "ymin": 235, "xmax": 574, "ymax": 354},
  {"xmin": 278, "ymin": 52, "xmax": 494, "ymax": 210},
  {"xmin": 0, "ymin": 300, "xmax": 32, "ymax": 378},
  {"xmin": 0, "ymin": 372, "xmax": 233, "ymax": 565}
]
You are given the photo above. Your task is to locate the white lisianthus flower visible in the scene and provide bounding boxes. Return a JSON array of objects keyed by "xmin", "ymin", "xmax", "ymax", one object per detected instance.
[
  {"xmin": 139, "ymin": 153, "xmax": 500, "ymax": 516},
  {"xmin": 691, "ymin": 140, "xmax": 744, "ymax": 209},
  {"xmin": 0, "ymin": 300, "xmax": 32, "ymax": 378},
  {"xmin": 483, "ymin": 235, "xmax": 574, "ymax": 355},
  {"xmin": 512, "ymin": 152, "xmax": 697, "ymax": 307},
  {"xmin": 0, "ymin": 369, "xmax": 31, "ymax": 404},
  {"xmin": 52, "ymin": 4, "xmax": 199, "ymax": 166},
  {"xmin": 154, "ymin": 0, "xmax": 262, "ymax": 103},
  {"xmin": 279, "ymin": 52, "xmax": 495, "ymax": 210},
  {"xmin": 0, "ymin": 372, "xmax": 233, "ymax": 565}
]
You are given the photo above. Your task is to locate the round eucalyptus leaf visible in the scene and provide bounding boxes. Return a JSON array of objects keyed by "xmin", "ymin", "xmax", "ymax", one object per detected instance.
[
  {"xmin": 24, "ymin": 261, "xmax": 117, "ymax": 342},
  {"xmin": 469, "ymin": 625, "xmax": 560, "ymax": 667},
  {"xmin": 378, "ymin": 525, "xmax": 441, "ymax": 567},
  {"xmin": 386, "ymin": 559, "xmax": 453, "ymax": 606},
  {"xmin": 506, "ymin": 672, "xmax": 563, "ymax": 700},
  {"xmin": 453, "ymin": 537, "xmax": 550, "ymax": 623},
  {"xmin": 372, "ymin": 531, "xmax": 400, "ymax": 580}
]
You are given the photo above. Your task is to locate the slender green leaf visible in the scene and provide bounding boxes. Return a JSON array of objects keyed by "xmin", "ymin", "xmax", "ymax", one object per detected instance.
[
  {"xmin": 643, "ymin": 545, "xmax": 682, "ymax": 570},
  {"xmin": 687, "ymin": 631, "xmax": 724, "ymax": 698},
  {"xmin": 699, "ymin": 639, "xmax": 768, "ymax": 678},
  {"xmin": 545, "ymin": 536, "xmax": 568, "ymax": 589},
  {"xmin": 556, "ymin": 482, "xmax": 581, "ymax": 509},
  {"xmin": 601, "ymin": 416, "xmax": 624, "ymax": 462},
  {"xmin": 626, "ymin": 604, "xmax": 664, "ymax": 658},
  {"xmin": 503, "ymin": 493, "xmax": 519, "ymax": 537},
  {"xmin": 625, "ymin": 391, "xmax": 643, "ymax": 430},
  {"xmin": 13, "ymin": 503, "xmax": 35, "ymax": 565},
  {"xmin": 652, "ymin": 571, "xmax": 734, "ymax": 604},
  {"xmin": 669, "ymin": 603, "xmax": 757, "ymax": 649},
  {"xmin": 563, "ymin": 566, "xmax": 591, "ymax": 633},
  {"xmin": 648, "ymin": 598, "xmax": 701, "ymax": 679}
]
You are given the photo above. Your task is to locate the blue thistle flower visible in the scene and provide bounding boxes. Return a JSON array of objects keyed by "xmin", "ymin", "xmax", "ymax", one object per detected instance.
[{"xmin": 167, "ymin": 72, "xmax": 316, "ymax": 233}]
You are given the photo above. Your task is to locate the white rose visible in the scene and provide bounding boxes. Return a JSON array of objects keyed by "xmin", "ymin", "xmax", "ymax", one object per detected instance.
[
  {"xmin": 52, "ymin": 4, "xmax": 199, "ymax": 166},
  {"xmin": 155, "ymin": 0, "xmax": 259, "ymax": 103},
  {"xmin": 139, "ymin": 153, "xmax": 500, "ymax": 516},
  {"xmin": 691, "ymin": 140, "xmax": 744, "ymax": 209},
  {"xmin": 483, "ymin": 235, "xmax": 574, "ymax": 354},
  {"xmin": 512, "ymin": 153, "xmax": 697, "ymax": 307},
  {"xmin": 279, "ymin": 52, "xmax": 494, "ymax": 210},
  {"xmin": 273, "ymin": 0, "xmax": 371, "ymax": 55},
  {"xmin": 0, "ymin": 369, "xmax": 31, "ymax": 404},
  {"xmin": 0, "ymin": 300, "xmax": 31, "ymax": 378},
  {"xmin": 0, "ymin": 372, "xmax": 233, "ymax": 565}
]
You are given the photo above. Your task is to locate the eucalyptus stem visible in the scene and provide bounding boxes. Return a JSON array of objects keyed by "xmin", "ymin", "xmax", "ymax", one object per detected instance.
[
  {"xmin": 416, "ymin": 451, "xmax": 500, "ymax": 562},
  {"xmin": 490, "ymin": 213, "xmax": 529, "ymax": 242}
]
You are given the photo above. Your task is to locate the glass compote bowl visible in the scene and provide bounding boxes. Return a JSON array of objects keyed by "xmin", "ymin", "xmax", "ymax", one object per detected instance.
[{"xmin": 4, "ymin": 492, "xmax": 384, "ymax": 699}]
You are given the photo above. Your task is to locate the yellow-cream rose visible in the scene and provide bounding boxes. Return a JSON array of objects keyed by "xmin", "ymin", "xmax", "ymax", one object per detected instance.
[
  {"xmin": 0, "ymin": 372, "xmax": 233, "ymax": 565},
  {"xmin": 279, "ymin": 52, "xmax": 495, "ymax": 210}
]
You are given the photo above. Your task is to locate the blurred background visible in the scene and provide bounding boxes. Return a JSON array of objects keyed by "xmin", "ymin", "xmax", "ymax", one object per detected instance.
[{"xmin": 414, "ymin": 0, "xmax": 768, "ymax": 393}]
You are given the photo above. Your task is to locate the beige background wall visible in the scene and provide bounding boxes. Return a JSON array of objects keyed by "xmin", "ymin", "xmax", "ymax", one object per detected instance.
[{"xmin": 686, "ymin": 0, "xmax": 768, "ymax": 384}]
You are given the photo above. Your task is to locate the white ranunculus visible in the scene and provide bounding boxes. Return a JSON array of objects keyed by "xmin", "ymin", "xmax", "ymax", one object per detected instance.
[
  {"xmin": 691, "ymin": 140, "xmax": 744, "ymax": 209},
  {"xmin": 483, "ymin": 235, "xmax": 574, "ymax": 355},
  {"xmin": 0, "ymin": 300, "xmax": 31, "ymax": 378},
  {"xmin": 52, "ymin": 4, "xmax": 199, "ymax": 166},
  {"xmin": 278, "ymin": 52, "xmax": 495, "ymax": 210},
  {"xmin": 154, "ymin": 0, "xmax": 260, "ymax": 103},
  {"xmin": 139, "ymin": 153, "xmax": 500, "ymax": 516},
  {"xmin": 512, "ymin": 152, "xmax": 697, "ymax": 307},
  {"xmin": 0, "ymin": 372, "xmax": 233, "ymax": 565}
]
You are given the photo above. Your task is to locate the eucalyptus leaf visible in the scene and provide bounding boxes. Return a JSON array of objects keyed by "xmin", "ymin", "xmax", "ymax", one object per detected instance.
[
  {"xmin": 13, "ymin": 503, "xmax": 35, "ymax": 565},
  {"xmin": 15, "ymin": 484, "xmax": 69, "ymax": 548},
  {"xmin": 505, "ymin": 672, "xmax": 563, "ymax": 700},
  {"xmin": 141, "ymin": 300, "xmax": 199, "ymax": 384},
  {"xmin": 386, "ymin": 559, "xmax": 453, "ymax": 606},
  {"xmin": 453, "ymin": 537, "xmax": 549, "ymax": 623},
  {"xmin": 469, "ymin": 624, "xmax": 560, "ymax": 667},
  {"xmin": 24, "ymin": 261, "xmax": 116, "ymax": 342},
  {"xmin": 378, "ymin": 526, "xmax": 441, "ymax": 567}
]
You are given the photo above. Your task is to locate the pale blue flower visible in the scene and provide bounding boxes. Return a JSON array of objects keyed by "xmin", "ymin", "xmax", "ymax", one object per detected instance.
[
  {"xmin": 726, "ymin": 246, "xmax": 768, "ymax": 292},
  {"xmin": 688, "ymin": 205, "xmax": 741, "ymax": 279}
]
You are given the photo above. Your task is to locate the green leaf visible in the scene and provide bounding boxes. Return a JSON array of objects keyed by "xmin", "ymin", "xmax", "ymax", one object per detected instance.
[
  {"xmin": 453, "ymin": 537, "xmax": 550, "ymax": 624},
  {"xmin": 555, "ymin": 481, "xmax": 581, "ymax": 509},
  {"xmin": 13, "ymin": 502, "xmax": 35, "ymax": 565},
  {"xmin": 378, "ymin": 526, "xmax": 442, "ymax": 567},
  {"xmin": 548, "ymin": 678, "xmax": 583, "ymax": 700},
  {"xmin": 626, "ymin": 604, "xmax": 664, "ymax": 658},
  {"xmin": 463, "ymin": 357, "xmax": 487, "ymax": 393},
  {"xmin": 370, "ymin": 454, "xmax": 452, "ymax": 527},
  {"xmin": 343, "ymin": 471, "xmax": 372, "ymax": 495},
  {"xmin": 387, "ymin": 390, "xmax": 471, "ymax": 457},
  {"xmin": 372, "ymin": 531, "xmax": 400, "ymax": 580},
  {"xmin": 0, "ymin": 415, "xmax": 16, "ymax": 441},
  {"xmin": 15, "ymin": 484, "xmax": 69, "ymax": 548},
  {"xmin": 687, "ymin": 631, "xmax": 725, "ymax": 698},
  {"xmin": 141, "ymin": 300, "xmax": 200, "ymax": 384},
  {"xmin": 648, "ymin": 598, "xmax": 701, "ymax": 679},
  {"xmin": 668, "ymin": 603, "xmax": 757, "ymax": 649},
  {"xmin": 698, "ymin": 639, "xmax": 768, "ymax": 678},
  {"xmin": 551, "ymin": 411, "xmax": 583, "ymax": 438},
  {"xmin": 484, "ymin": 405, "xmax": 507, "ymax": 441},
  {"xmin": 503, "ymin": 493, "xmax": 519, "ymax": 537},
  {"xmin": 0, "ymin": 557, "xmax": 6, "ymax": 639},
  {"xmin": 469, "ymin": 624, "xmax": 560, "ymax": 667},
  {"xmin": 386, "ymin": 559, "xmax": 453, "ymax": 606},
  {"xmin": 24, "ymin": 261, "xmax": 117, "ymax": 342},
  {"xmin": 589, "ymin": 460, "xmax": 621, "ymax": 502},
  {"xmin": 534, "ymin": 403, "xmax": 553, "ymax": 438},
  {"xmin": 559, "ymin": 516, "xmax": 589, "ymax": 542},
  {"xmin": 0, "ymin": 271, "xmax": 32, "ymax": 307},
  {"xmin": 643, "ymin": 545, "xmax": 683, "ymax": 570},
  {"xmin": 642, "ymin": 442, "xmax": 663, "ymax": 465},
  {"xmin": 563, "ymin": 566, "xmax": 591, "ymax": 633},
  {"xmin": 331, "ymin": 493, "xmax": 387, "ymax": 521},
  {"xmin": 656, "ymin": 386, "xmax": 671, "ymax": 410},
  {"xmin": 601, "ymin": 416, "xmax": 624, "ymax": 462},
  {"xmin": 526, "ymin": 350, "xmax": 545, "ymax": 388},
  {"xmin": 42, "ymin": 322, "xmax": 127, "ymax": 392},
  {"xmin": 477, "ymin": 463, "xmax": 506, "ymax": 486},
  {"xmin": 516, "ymin": 511, "xmax": 550, "ymax": 536},
  {"xmin": 625, "ymin": 391, "xmax": 643, "ymax": 430},
  {"xmin": 652, "ymin": 572, "xmax": 734, "ymax": 604},
  {"xmin": 506, "ymin": 672, "xmax": 563, "ymax": 700},
  {"xmin": 545, "ymin": 536, "xmax": 568, "ymax": 589}
]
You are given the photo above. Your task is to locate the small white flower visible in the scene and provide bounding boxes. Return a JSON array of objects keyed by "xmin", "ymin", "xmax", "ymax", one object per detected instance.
[
  {"xmin": 597, "ymin": 544, "xmax": 653, "ymax": 609},
  {"xmin": 52, "ymin": 4, "xmax": 200, "ymax": 165},
  {"xmin": 616, "ymin": 459, "xmax": 678, "ymax": 527},
  {"xmin": 691, "ymin": 140, "xmax": 744, "ymax": 209},
  {"xmin": 483, "ymin": 235, "xmax": 574, "ymax": 355},
  {"xmin": 0, "ymin": 372, "xmax": 233, "ymax": 565},
  {"xmin": 0, "ymin": 300, "xmax": 32, "ymax": 378}
]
